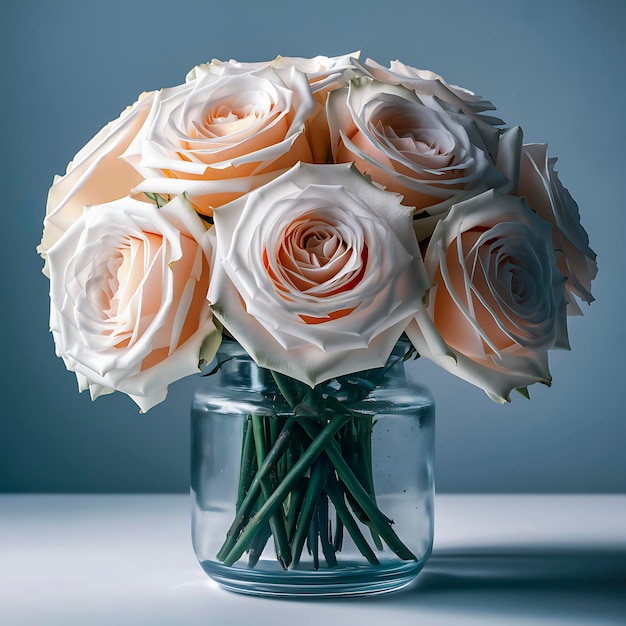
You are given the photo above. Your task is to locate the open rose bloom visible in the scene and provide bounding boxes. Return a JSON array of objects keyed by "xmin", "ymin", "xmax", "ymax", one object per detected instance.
[{"xmin": 40, "ymin": 53, "xmax": 596, "ymax": 410}]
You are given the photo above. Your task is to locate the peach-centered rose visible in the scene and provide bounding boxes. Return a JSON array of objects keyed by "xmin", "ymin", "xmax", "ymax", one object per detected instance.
[
  {"xmin": 46, "ymin": 195, "xmax": 221, "ymax": 412},
  {"xmin": 38, "ymin": 92, "xmax": 155, "ymax": 274},
  {"xmin": 327, "ymin": 77, "xmax": 522, "ymax": 241},
  {"xmin": 209, "ymin": 162, "xmax": 429, "ymax": 385},
  {"xmin": 406, "ymin": 190, "xmax": 569, "ymax": 402},
  {"xmin": 191, "ymin": 53, "xmax": 362, "ymax": 163},
  {"xmin": 124, "ymin": 65, "xmax": 316, "ymax": 215},
  {"xmin": 517, "ymin": 144, "xmax": 597, "ymax": 315}
]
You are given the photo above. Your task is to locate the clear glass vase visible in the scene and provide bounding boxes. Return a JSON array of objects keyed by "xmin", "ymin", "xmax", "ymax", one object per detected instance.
[{"xmin": 190, "ymin": 339, "xmax": 435, "ymax": 597}]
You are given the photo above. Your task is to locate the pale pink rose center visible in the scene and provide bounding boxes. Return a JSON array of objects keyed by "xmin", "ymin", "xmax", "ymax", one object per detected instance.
[
  {"xmin": 175, "ymin": 91, "xmax": 296, "ymax": 196},
  {"xmin": 373, "ymin": 117, "xmax": 455, "ymax": 168},
  {"xmin": 98, "ymin": 234, "xmax": 163, "ymax": 349},
  {"xmin": 200, "ymin": 95, "xmax": 273, "ymax": 138},
  {"xmin": 182, "ymin": 90, "xmax": 285, "ymax": 154},
  {"xmin": 338, "ymin": 99, "xmax": 466, "ymax": 210},
  {"xmin": 263, "ymin": 212, "xmax": 368, "ymax": 323},
  {"xmin": 89, "ymin": 231, "xmax": 209, "ymax": 370},
  {"xmin": 365, "ymin": 101, "xmax": 457, "ymax": 169}
]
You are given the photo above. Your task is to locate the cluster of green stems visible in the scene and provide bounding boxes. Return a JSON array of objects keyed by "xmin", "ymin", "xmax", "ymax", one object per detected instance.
[{"xmin": 216, "ymin": 371, "xmax": 417, "ymax": 570}]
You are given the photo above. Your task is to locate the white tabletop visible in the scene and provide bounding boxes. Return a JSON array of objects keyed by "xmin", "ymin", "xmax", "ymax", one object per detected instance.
[{"xmin": 1, "ymin": 494, "xmax": 625, "ymax": 626}]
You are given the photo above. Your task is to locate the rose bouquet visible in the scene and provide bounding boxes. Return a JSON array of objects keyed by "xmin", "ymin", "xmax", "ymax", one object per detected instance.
[{"xmin": 39, "ymin": 53, "xmax": 596, "ymax": 576}]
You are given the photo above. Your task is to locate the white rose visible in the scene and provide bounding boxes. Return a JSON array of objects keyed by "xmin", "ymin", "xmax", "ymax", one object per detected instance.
[
  {"xmin": 406, "ymin": 190, "xmax": 569, "ymax": 402},
  {"xmin": 355, "ymin": 57, "xmax": 504, "ymax": 135},
  {"xmin": 47, "ymin": 195, "xmax": 221, "ymax": 412},
  {"xmin": 327, "ymin": 78, "xmax": 521, "ymax": 241},
  {"xmin": 38, "ymin": 92, "xmax": 155, "ymax": 274},
  {"xmin": 189, "ymin": 53, "xmax": 361, "ymax": 164},
  {"xmin": 517, "ymin": 144, "xmax": 597, "ymax": 314},
  {"xmin": 209, "ymin": 162, "xmax": 428, "ymax": 385},
  {"xmin": 123, "ymin": 65, "xmax": 316, "ymax": 215}
]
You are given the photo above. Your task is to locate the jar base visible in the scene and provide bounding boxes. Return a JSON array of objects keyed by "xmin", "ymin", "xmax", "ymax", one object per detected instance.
[{"xmin": 199, "ymin": 559, "xmax": 427, "ymax": 597}]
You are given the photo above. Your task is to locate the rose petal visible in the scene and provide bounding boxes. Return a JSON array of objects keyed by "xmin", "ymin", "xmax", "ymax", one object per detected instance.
[
  {"xmin": 209, "ymin": 162, "xmax": 428, "ymax": 384},
  {"xmin": 47, "ymin": 195, "xmax": 221, "ymax": 411},
  {"xmin": 409, "ymin": 190, "xmax": 568, "ymax": 402}
]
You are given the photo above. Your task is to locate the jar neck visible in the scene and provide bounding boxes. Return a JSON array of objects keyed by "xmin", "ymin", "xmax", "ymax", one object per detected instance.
[
  {"xmin": 213, "ymin": 339, "xmax": 409, "ymax": 393},
  {"xmin": 215, "ymin": 341, "xmax": 277, "ymax": 391}
]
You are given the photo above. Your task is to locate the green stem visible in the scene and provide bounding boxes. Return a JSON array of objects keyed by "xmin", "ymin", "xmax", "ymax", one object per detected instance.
[
  {"xmin": 308, "ymin": 509, "xmax": 320, "ymax": 570},
  {"xmin": 359, "ymin": 417, "xmax": 377, "ymax": 499},
  {"xmin": 334, "ymin": 515, "xmax": 344, "ymax": 551},
  {"xmin": 245, "ymin": 488, "xmax": 270, "ymax": 568},
  {"xmin": 285, "ymin": 476, "xmax": 308, "ymax": 541},
  {"xmin": 236, "ymin": 417, "xmax": 257, "ymax": 511},
  {"xmin": 359, "ymin": 417, "xmax": 384, "ymax": 551},
  {"xmin": 216, "ymin": 416, "xmax": 296, "ymax": 562},
  {"xmin": 273, "ymin": 416, "xmax": 288, "ymax": 483},
  {"xmin": 222, "ymin": 414, "xmax": 350, "ymax": 567},
  {"xmin": 271, "ymin": 371, "xmax": 305, "ymax": 409},
  {"xmin": 317, "ymin": 488, "xmax": 337, "ymax": 568},
  {"xmin": 325, "ymin": 475, "xmax": 379, "ymax": 565},
  {"xmin": 298, "ymin": 417, "xmax": 417, "ymax": 561},
  {"xmin": 247, "ymin": 523, "xmax": 272, "ymax": 569},
  {"xmin": 289, "ymin": 457, "xmax": 327, "ymax": 568},
  {"xmin": 251, "ymin": 414, "xmax": 292, "ymax": 569}
]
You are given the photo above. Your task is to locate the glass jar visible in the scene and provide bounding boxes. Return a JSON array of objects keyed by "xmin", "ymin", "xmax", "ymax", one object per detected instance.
[{"xmin": 191, "ymin": 339, "xmax": 435, "ymax": 597}]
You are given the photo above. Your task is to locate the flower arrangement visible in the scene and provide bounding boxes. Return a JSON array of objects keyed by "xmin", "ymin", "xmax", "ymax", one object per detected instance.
[{"xmin": 39, "ymin": 53, "xmax": 596, "ymax": 574}]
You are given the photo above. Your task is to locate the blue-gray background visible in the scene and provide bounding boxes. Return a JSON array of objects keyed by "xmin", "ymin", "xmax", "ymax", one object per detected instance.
[{"xmin": 2, "ymin": 0, "xmax": 623, "ymax": 493}]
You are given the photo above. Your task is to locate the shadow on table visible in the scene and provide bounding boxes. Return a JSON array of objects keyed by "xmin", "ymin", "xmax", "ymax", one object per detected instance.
[{"xmin": 374, "ymin": 544, "xmax": 626, "ymax": 624}]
